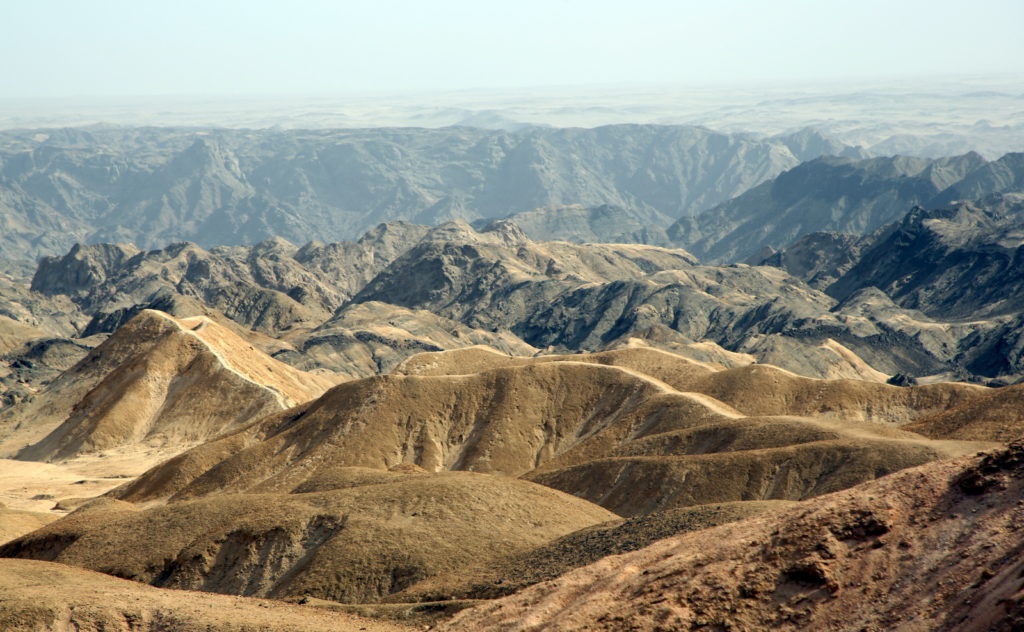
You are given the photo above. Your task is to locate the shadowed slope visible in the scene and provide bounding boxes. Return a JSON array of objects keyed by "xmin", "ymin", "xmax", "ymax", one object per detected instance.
[{"xmin": 0, "ymin": 471, "xmax": 616, "ymax": 605}]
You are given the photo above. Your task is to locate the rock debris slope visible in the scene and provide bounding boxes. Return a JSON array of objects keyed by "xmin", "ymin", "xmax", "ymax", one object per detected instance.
[
  {"xmin": 668, "ymin": 152, "xmax": 989, "ymax": 263},
  {"xmin": 438, "ymin": 442, "xmax": 1024, "ymax": 632}
]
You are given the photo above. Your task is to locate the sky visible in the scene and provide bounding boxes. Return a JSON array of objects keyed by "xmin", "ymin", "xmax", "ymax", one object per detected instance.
[{"xmin": 3, "ymin": 0, "xmax": 1024, "ymax": 99}]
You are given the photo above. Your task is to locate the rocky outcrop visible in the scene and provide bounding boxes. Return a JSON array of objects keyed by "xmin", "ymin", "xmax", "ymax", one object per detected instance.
[{"xmin": 826, "ymin": 193, "xmax": 1024, "ymax": 320}]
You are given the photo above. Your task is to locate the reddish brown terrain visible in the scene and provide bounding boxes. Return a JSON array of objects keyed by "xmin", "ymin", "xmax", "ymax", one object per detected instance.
[{"xmin": 439, "ymin": 442, "xmax": 1024, "ymax": 632}]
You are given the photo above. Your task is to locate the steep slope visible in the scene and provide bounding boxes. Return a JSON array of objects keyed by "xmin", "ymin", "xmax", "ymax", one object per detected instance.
[
  {"xmin": 0, "ymin": 124, "xmax": 803, "ymax": 258},
  {"xmin": 930, "ymin": 152, "xmax": 1024, "ymax": 205},
  {"xmin": 0, "ymin": 559, "xmax": 412, "ymax": 632},
  {"xmin": 1, "ymin": 471, "xmax": 616, "ymax": 604},
  {"xmin": 23, "ymin": 221, "xmax": 430, "ymax": 337},
  {"xmin": 4, "ymin": 309, "xmax": 335, "ymax": 461},
  {"xmin": 668, "ymin": 152, "xmax": 988, "ymax": 263},
  {"xmin": 439, "ymin": 443, "xmax": 1024, "ymax": 632},
  {"xmin": 350, "ymin": 219, "xmax": 699, "ymax": 329},
  {"xmin": 348, "ymin": 221, "xmax": 923, "ymax": 381},
  {"xmin": 752, "ymin": 231, "xmax": 868, "ymax": 289}
]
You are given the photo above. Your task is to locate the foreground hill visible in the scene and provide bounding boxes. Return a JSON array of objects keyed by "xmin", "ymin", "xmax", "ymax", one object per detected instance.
[
  {"xmin": 0, "ymin": 559, "xmax": 412, "ymax": 632},
  {"xmin": 905, "ymin": 382, "xmax": 1024, "ymax": 442},
  {"xmin": 439, "ymin": 442, "xmax": 1024, "ymax": 632},
  {"xmin": 1, "ymin": 470, "xmax": 615, "ymax": 604}
]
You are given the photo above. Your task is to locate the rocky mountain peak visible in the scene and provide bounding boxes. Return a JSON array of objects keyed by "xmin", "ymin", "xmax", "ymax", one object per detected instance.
[{"xmin": 30, "ymin": 242, "xmax": 141, "ymax": 296}]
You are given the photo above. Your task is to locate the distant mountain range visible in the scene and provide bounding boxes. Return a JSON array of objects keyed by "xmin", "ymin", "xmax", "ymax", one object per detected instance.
[
  {"xmin": 0, "ymin": 125, "xmax": 842, "ymax": 259},
  {"xmin": 668, "ymin": 152, "xmax": 1022, "ymax": 263}
]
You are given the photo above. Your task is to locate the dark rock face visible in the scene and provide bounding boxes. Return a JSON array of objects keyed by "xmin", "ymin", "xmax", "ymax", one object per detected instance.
[
  {"xmin": 754, "ymin": 231, "xmax": 868, "ymax": 289},
  {"xmin": 669, "ymin": 152, "xmax": 990, "ymax": 263},
  {"xmin": 826, "ymin": 194, "xmax": 1024, "ymax": 320},
  {"xmin": 7, "ymin": 189, "xmax": 1024, "ymax": 385},
  {"xmin": 25, "ymin": 225, "xmax": 431, "ymax": 335},
  {"xmin": 887, "ymin": 373, "xmax": 918, "ymax": 387},
  {"xmin": 0, "ymin": 125, "xmax": 815, "ymax": 260},
  {"xmin": 749, "ymin": 193, "xmax": 1024, "ymax": 379}
]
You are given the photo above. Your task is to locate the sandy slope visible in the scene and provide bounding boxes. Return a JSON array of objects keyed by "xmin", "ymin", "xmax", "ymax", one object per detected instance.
[
  {"xmin": 0, "ymin": 558, "xmax": 413, "ymax": 632},
  {"xmin": 103, "ymin": 357, "xmax": 986, "ymax": 516},
  {"xmin": 906, "ymin": 382, "xmax": 1024, "ymax": 442}
]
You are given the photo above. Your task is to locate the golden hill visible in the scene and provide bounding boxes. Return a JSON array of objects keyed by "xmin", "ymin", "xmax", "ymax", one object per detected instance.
[
  {"xmin": 0, "ymin": 314, "xmax": 47, "ymax": 356},
  {"xmin": 0, "ymin": 470, "xmax": 615, "ymax": 605},
  {"xmin": 438, "ymin": 442, "xmax": 1024, "ymax": 632},
  {"xmin": 0, "ymin": 339, "xmax": 999, "ymax": 620},
  {"xmin": 5, "ymin": 310, "xmax": 337, "ymax": 462},
  {"xmin": 0, "ymin": 559, "xmax": 412, "ymax": 632},
  {"xmin": 398, "ymin": 346, "xmax": 986, "ymax": 425},
  {"xmin": 110, "ymin": 357, "xmax": 987, "ymax": 516}
]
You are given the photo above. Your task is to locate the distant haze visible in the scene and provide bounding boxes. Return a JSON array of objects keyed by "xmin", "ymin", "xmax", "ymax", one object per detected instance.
[{"xmin": 4, "ymin": 0, "xmax": 1023, "ymax": 99}]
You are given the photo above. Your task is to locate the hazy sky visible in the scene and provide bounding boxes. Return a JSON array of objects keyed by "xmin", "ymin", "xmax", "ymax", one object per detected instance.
[{"xmin": 4, "ymin": 0, "xmax": 1023, "ymax": 99}]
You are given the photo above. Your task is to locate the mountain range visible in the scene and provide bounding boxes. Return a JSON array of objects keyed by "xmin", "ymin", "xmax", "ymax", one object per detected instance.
[
  {"xmin": 0, "ymin": 124, "xmax": 833, "ymax": 260},
  {"xmin": 1, "ymin": 120, "xmax": 1024, "ymax": 631}
]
